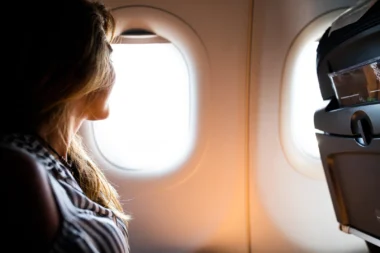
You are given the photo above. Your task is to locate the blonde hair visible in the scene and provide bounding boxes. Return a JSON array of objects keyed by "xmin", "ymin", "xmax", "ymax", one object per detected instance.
[
  {"xmin": 69, "ymin": 134, "xmax": 131, "ymax": 224},
  {"xmin": 54, "ymin": 1, "xmax": 130, "ymax": 224},
  {"xmin": 2, "ymin": 0, "xmax": 130, "ymax": 224}
]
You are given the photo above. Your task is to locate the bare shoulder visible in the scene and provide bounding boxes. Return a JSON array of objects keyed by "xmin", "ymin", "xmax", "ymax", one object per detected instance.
[{"xmin": 0, "ymin": 145, "xmax": 60, "ymax": 251}]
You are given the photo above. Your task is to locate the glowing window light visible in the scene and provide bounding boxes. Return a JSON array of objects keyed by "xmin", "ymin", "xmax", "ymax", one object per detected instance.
[
  {"xmin": 92, "ymin": 42, "xmax": 191, "ymax": 171},
  {"xmin": 291, "ymin": 41, "xmax": 329, "ymax": 159}
]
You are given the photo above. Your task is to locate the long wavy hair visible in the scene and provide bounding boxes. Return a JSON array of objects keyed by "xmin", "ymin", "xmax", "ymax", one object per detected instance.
[{"xmin": 2, "ymin": 0, "xmax": 130, "ymax": 224}]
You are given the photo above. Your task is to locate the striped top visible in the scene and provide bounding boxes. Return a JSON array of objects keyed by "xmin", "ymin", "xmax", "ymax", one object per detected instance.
[{"xmin": 1, "ymin": 133, "xmax": 130, "ymax": 253}]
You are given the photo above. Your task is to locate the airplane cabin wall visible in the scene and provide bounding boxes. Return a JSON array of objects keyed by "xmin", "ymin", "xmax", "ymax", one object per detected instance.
[
  {"xmin": 249, "ymin": 0, "xmax": 370, "ymax": 252},
  {"xmin": 77, "ymin": 0, "xmax": 374, "ymax": 252},
  {"xmin": 83, "ymin": 0, "xmax": 252, "ymax": 252}
]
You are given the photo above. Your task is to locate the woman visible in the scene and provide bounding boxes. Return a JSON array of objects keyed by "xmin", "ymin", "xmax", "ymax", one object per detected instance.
[{"xmin": 0, "ymin": 0, "xmax": 130, "ymax": 252}]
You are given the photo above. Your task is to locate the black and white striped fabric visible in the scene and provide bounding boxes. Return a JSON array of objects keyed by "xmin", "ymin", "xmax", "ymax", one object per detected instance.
[{"xmin": 1, "ymin": 133, "xmax": 130, "ymax": 253}]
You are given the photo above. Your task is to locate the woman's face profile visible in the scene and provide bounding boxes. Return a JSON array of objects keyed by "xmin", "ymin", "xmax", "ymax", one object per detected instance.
[
  {"xmin": 85, "ymin": 82, "xmax": 115, "ymax": 121},
  {"xmin": 84, "ymin": 43, "xmax": 116, "ymax": 121}
]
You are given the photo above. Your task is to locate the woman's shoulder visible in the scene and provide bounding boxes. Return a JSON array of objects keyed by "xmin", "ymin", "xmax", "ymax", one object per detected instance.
[
  {"xmin": 0, "ymin": 144, "xmax": 49, "ymax": 187},
  {"xmin": 0, "ymin": 144, "xmax": 61, "ymax": 252},
  {"xmin": 0, "ymin": 133, "xmax": 52, "ymax": 179}
]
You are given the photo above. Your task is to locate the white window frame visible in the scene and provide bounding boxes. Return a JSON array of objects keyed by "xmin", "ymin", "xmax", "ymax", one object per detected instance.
[{"xmin": 79, "ymin": 6, "xmax": 211, "ymax": 178}]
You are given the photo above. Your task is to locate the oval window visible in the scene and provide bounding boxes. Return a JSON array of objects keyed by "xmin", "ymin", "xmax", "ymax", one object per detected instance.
[{"xmin": 92, "ymin": 33, "xmax": 191, "ymax": 171}]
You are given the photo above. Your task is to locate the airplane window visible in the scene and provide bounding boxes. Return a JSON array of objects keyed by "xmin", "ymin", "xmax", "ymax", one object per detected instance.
[
  {"xmin": 91, "ymin": 39, "xmax": 191, "ymax": 171},
  {"xmin": 290, "ymin": 40, "xmax": 329, "ymax": 159},
  {"xmin": 280, "ymin": 9, "xmax": 346, "ymax": 179}
]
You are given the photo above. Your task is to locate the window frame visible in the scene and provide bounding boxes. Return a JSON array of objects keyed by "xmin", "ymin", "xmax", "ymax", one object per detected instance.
[{"xmin": 79, "ymin": 6, "xmax": 211, "ymax": 178}]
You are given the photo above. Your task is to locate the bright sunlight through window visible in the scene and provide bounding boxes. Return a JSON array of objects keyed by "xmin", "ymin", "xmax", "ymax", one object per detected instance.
[
  {"xmin": 291, "ymin": 41, "xmax": 329, "ymax": 159},
  {"xmin": 281, "ymin": 9, "xmax": 346, "ymax": 179},
  {"xmin": 92, "ymin": 42, "xmax": 191, "ymax": 171}
]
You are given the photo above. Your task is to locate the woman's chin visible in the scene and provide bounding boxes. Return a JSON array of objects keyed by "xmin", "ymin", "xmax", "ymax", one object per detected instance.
[{"xmin": 87, "ymin": 109, "xmax": 110, "ymax": 121}]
